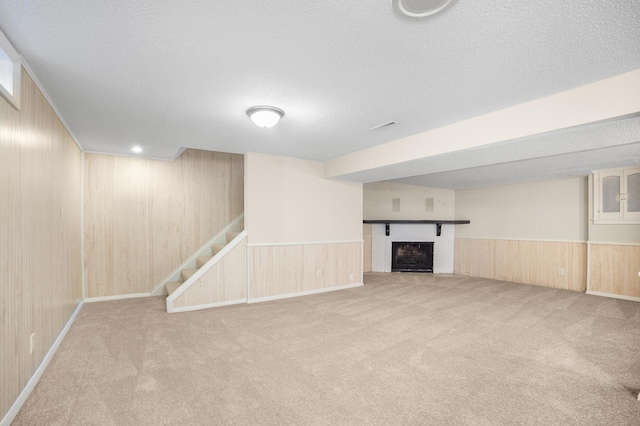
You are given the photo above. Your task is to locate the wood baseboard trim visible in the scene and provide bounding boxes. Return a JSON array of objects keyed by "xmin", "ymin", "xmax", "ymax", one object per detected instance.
[
  {"xmin": 1, "ymin": 300, "xmax": 84, "ymax": 426},
  {"xmin": 248, "ymin": 282, "xmax": 364, "ymax": 304},
  {"xmin": 586, "ymin": 290, "xmax": 640, "ymax": 302}
]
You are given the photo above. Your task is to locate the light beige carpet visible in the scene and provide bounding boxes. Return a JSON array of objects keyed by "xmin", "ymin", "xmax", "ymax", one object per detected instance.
[{"xmin": 13, "ymin": 273, "xmax": 640, "ymax": 425}]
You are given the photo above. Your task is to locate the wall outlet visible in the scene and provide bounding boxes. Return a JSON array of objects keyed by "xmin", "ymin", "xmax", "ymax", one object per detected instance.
[
  {"xmin": 558, "ymin": 268, "xmax": 564, "ymax": 276},
  {"xmin": 316, "ymin": 269, "xmax": 322, "ymax": 278},
  {"xmin": 349, "ymin": 274, "xmax": 354, "ymax": 282},
  {"xmin": 59, "ymin": 207, "xmax": 64, "ymax": 220},
  {"xmin": 30, "ymin": 333, "xmax": 35, "ymax": 354}
]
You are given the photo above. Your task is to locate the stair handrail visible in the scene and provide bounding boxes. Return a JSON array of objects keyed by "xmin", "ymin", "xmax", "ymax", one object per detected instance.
[{"xmin": 149, "ymin": 213, "xmax": 244, "ymax": 296}]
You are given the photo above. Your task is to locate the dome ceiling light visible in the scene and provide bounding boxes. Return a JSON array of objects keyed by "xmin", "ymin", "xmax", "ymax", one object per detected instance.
[
  {"xmin": 390, "ymin": 0, "xmax": 456, "ymax": 20},
  {"xmin": 247, "ymin": 106, "xmax": 284, "ymax": 128}
]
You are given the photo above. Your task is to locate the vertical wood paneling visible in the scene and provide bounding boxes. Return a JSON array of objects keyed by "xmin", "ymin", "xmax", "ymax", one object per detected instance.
[
  {"xmin": 1, "ymin": 69, "xmax": 82, "ymax": 421},
  {"xmin": 249, "ymin": 245, "xmax": 304, "ymax": 299},
  {"xmin": 248, "ymin": 241, "xmax": 363, "ymax": 299},
  {"xmin": 363, "ymin": 237, "xmax": 372, "ymax": 272},
  {"xmin": 172, "ymin": 238, "xmax": 247, "ymax": 309},
  {"xmin": 302, "ymin": 244, "xmax": 329, "ymax": 291},
  {"xmin": 589, "ymin": 244, "xmax": 640, "ymax": 297},
  {"xmin": 454, "ymin": 238, "xmax": 496, "ymax": 278},
  {"xmin": 454, "ymin": 238, "xmax": 587, "ymax": 292},
  {"xmin": 83, "ymin": 149, "xmax": 244, "ymax": 298},
  {"xmin": 231, "ymin": 153, "xmax": 244, "ymax": 219},
  {"xmin": 363, "ymin": 224, "xmax": 372, "ymax": 272}
]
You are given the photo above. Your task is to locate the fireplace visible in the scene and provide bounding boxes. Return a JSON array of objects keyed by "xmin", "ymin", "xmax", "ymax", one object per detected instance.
[{"xmin": 391, "ymin": 242, "xmax": 434, "ymax": 272}]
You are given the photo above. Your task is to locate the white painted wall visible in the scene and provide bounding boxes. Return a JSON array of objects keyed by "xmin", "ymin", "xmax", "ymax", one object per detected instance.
[
  {"xmin": 454, "ymin": 177, "xmax": 588, "ymax": 241},
  {"xmin": 363, "ymin": 182, "xmax": 454, "ymax": 220},
  {"xmin": 245, "ymin": 152, "xmax": 362, "ymax": 244},
  {"xmin": 371, "ymin": 223, "xmax": 454, "ymax": 273}
]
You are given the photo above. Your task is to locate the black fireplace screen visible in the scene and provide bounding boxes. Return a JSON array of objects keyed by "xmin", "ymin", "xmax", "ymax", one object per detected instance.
[{"xmin": 391, "ymin": 242, "xmax": 434, "ymax": 272}]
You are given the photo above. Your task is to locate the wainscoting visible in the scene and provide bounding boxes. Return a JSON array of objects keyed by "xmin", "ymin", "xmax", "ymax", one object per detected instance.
[
  {"xmin": 454, "ymin": 238, "xmax": 587, "ymax": 292},
  {"xmin": 363, "ymin": 224, "xmax": 372, "ymax": 272},
  {"xmin": 363, "ymin": 236, "xmax": 372, "ymax": 273},
  {"xmin": 247, "ymin": 241, "xmax": 363, "ymax": 301},
  {"xmin": 589, "ymin": 243, "xmax": 640, "ymax": 299}
]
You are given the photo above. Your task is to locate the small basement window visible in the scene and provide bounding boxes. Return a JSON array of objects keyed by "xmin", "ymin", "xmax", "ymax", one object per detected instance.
[{"xmin": 0, "ymin": 28, "xmax": 21, "ymax": 110}]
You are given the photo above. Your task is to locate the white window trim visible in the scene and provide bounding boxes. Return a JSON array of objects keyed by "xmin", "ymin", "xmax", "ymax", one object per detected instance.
[{"xmin": 0, "ymin": 28, "xmax": 21, "ymax": 110}]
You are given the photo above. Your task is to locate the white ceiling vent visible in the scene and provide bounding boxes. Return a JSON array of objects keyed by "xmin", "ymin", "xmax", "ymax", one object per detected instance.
[{"xmin": 390, "ymin": 0, "xmax": 456, "ymax": 20}]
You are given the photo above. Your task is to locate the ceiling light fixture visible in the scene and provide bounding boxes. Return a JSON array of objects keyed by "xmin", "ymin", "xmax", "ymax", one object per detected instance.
[
  {"xmin": 247, "ymin": 106, "xmax": 284, "ymax": 128},
  {"xmin": 131, "ymin": 146, "xmax": 143, "ymax": 153},
  {"xmin": 390, "ymin": 0, "xmax": 456, "ymax": 20}
]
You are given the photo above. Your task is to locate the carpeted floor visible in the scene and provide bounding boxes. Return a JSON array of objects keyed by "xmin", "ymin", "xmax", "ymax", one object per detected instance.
[{"xmin": 13, "ymin": 273, "xmax": 640, "ymax": 425}]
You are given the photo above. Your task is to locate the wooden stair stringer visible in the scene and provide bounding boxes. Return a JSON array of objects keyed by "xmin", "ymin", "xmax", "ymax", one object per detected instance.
[
  {"xmin": 166, "ymin": 230, "xmax": 247, "ymax": 313},
  {"xmin": 150, "ymin": 213, "xmax": 244, "ymax": 296}
]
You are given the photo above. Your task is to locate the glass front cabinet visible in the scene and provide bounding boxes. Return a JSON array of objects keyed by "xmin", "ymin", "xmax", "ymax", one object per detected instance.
[{"xmin": 593, "ymin": 167, "xmax": 640, "ymax": 224}]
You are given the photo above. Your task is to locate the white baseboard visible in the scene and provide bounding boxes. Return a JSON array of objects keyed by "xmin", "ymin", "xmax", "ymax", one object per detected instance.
[
  {"xmin": 1, "ymin": 300, "xmax": 84, "ymax": 426},
  {"xmin": 586, "ymin": 290, "xmax": 640, "ymax": 302},
  {"xmin": 84, "ymin": 292, "xmax": 151, "ymax": 303},
  {"xmin": 248, "ymin": 282, "xmax": 364, "ymax": 304},
  {"xmin": 167, "ymin": 298, "xmax": 247, "ymax": 313}
]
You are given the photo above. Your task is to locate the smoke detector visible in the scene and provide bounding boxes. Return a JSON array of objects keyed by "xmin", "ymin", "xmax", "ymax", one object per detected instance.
[{"xmin": 390, "ymin": 0, "xmax": 456, "ymax": 20}]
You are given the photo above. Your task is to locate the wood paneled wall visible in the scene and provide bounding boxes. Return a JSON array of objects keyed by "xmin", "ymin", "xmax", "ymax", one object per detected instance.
[
  {"xmin": 589, "ymin": 244, "xmax": 640, "ymax": 298},
  {"xmin": 363, "ymin": 237, "xmax": 372, "ymax": 273},
  {"xmin": 171, "ymin": 238, "xmax": 247, "ymax": 311},
  {"xmin": 84, "ymin": 149, "xmax": 244, "ymax": 298},
  {"xmin": 363, "ymin": 224, "xmax": 372, "ymax": 272},
  {"xmin": 454, "ymin": 238, "xmax": 587, "ymax": 291},
  {"xmin": 1, "ymin": 69, "xmax": 83, "ymax": 421},
  {"xmin": 248, "ymin": 241, "xmax": 363, "ymax": 300}
]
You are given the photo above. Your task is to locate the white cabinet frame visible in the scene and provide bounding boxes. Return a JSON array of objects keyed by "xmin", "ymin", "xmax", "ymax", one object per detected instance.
[{"xmin": 593, "ymin": 167, "xmax": 640, "ymax": 224}]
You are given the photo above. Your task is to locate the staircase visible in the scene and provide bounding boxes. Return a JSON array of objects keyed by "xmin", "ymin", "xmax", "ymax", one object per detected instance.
[
  {"xmin": 164, "ymin": 230, "xmax": 242, "ymax": 297},
  {"xmin": 150, "ymin": 214, "xmax": 245, "ymax": 304}
]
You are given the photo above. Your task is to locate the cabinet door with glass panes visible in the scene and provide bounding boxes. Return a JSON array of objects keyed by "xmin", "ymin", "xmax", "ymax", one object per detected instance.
[{"xmin": 593, "ymin": 167, "xmax": 640, "ymax": 224}]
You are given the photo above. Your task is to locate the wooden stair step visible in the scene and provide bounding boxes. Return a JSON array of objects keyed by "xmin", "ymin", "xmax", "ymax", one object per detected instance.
[
  {"xmin": 196, "ymin": 255, "xmax": 212, "ymax": 268},
  {"xmin": 211, "ymin": 243, "xmax": 226, "ymax": 255},
  {"xmin": 165, "ymin": 281, "xmax": 182, "ymax": 296},
  {"xmin": 226, "ymin": 231, "xmax": 240, "ymax": 242},
  {"xmin": 181, "ymin": 268, "xmax": 198, "ymax": 281}
]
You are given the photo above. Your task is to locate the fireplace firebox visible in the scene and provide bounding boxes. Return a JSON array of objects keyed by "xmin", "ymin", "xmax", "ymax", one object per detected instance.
[{"xmin": 391, "ymin": 242, "xmax": 434, "ymax": 272}]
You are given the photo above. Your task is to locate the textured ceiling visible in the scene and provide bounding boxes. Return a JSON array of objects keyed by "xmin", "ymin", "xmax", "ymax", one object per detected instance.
[
  {"xmin": 0, "ymin": 1, "xmax": 639, "ymax": 187},
  {"xmin": 340, "ymin": 114, "xmax": 640, "ymax": 188}
]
